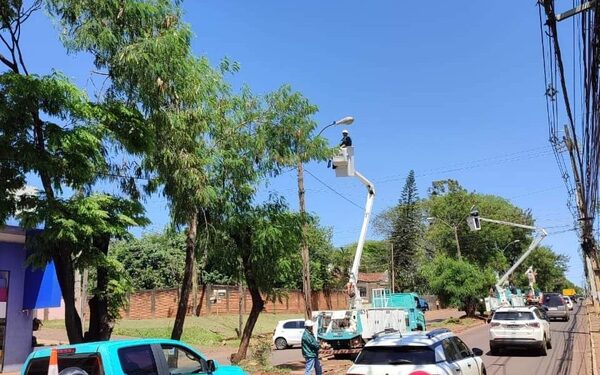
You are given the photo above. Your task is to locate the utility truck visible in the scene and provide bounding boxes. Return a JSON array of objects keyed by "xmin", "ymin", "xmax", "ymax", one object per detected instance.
[
  {"xmin": 313, "ymin": 145, "xmax": 426, "ymax": 356},
  {"xmin": 467, "ymin": 208, "xmax": 547, "ymax": 312}
]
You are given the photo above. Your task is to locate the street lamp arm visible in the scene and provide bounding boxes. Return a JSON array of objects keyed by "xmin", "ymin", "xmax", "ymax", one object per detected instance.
[{"xmin": 316, "ymin": 120, "xmax": 337, "ymax": 137}]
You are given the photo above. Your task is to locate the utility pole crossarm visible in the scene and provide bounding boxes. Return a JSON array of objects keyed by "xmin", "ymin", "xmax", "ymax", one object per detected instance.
[{"xmin": 555, "ymin": 0, "xmax": 596, "ymax": 22}]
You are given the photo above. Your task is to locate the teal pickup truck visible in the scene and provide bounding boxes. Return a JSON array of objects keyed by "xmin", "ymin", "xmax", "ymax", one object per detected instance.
[{"xmin": 21, "ymin": 339, "xmax": 246, "ymax": 375}]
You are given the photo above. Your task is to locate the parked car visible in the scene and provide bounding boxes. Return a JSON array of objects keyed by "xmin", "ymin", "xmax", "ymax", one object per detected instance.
[
  {"xmin": 272, "ymin": 318, "xmax": 305, "ymax": 350},
  {"xmin": 21, "ymin": 338, "xmax": 246, "ymax": 375},
  {"xmin": 542, "ymin": 293, "xmax": 570, "ymax": 321},
  {"xmin": 346, "ymin": 328, "xmax": 486, "ymax": 375},
  {"xmin": 417, "ymin": 297, "xmax": 430, "ymax": 312},
  {"xmin": 563, "ymin": 296, "xmax": 574, "ymax": 310},
  {"xmin": 489, "ymin": 306, "xmax": 551, "ymax": 356}
]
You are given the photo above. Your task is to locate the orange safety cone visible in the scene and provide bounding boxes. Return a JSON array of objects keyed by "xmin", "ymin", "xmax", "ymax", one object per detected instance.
[{"xmin": 47, "ymin": 348, "xmax": 59, "ymax": 375}]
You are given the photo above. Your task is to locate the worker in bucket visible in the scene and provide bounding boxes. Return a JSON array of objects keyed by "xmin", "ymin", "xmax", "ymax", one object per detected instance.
[
  {"xmin": 328, "ymin": 129, "xmax": 353, "ymax": 168},
  {"xmin": 339, "ymin": 129, "xmax": 352, "ymax": 147},
  {"xmin": 302, "ymin": 319, "xmax": 322, "ymax": 375}
]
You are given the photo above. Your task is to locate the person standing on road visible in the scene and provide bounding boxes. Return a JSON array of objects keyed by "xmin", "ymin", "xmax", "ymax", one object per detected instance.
[
  {"xmin": 302, "ymin": 320, "xmax": 322, "ymax": 375},
  {"xmin": 435, "ymin": 299, "xmax": 440, "ymax": 310}
]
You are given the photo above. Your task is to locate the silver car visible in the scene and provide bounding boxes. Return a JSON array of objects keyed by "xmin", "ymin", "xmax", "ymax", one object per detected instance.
[{"xmin": 542, "ymin": 293, "xmax": 569, "ymax": 321}]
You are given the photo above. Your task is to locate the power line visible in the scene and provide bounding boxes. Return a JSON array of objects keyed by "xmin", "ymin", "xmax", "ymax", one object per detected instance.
[{"xmin": 303, "ymin": 168, "xmax": 363, "ymax": 210}]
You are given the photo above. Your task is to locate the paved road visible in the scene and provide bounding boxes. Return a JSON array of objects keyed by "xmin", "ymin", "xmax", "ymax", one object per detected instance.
[{"xmin": 460, "ymin": 303, "xmax": 590, "ymax": 375}]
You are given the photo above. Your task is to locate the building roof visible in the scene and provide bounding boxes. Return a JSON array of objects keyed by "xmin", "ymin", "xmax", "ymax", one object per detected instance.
[
  {"xmin": 0, "ymin": 225, "xmax": 25, "ymax": 244},
  {"xmin": 358, "ymin": 272, "xmax": 388, "ymax": 283}
]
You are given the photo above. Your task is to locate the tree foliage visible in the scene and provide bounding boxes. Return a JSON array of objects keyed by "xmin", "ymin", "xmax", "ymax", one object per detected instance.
[
  {"xmin": 421, "ymin": 254, "xmax": 495, "ymax": 317},
  {"xmin": 425, "ymin": 179, "xmax": 533, "ymax": 268},
  {"xmin": 389, "ymin": 170, "xmax": 422, "ymax": 290},
  {"xmin": 110, "ymin": 231, "xmax": 187, "ymax": 291}
]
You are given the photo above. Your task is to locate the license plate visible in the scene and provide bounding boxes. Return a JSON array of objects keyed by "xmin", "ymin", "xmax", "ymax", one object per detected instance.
[
  {"xmin": 549, "ymin": 307, "xmax": 557, "ymax": 310},
  {"xmin": 506, "ymin": 324, "xmax": 521, "ymax": 329}
]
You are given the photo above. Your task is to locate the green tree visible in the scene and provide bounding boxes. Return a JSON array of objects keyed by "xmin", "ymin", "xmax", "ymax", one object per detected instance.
[
  {"xmin": 0, "ymin": 1, "xmax": 148, "ymax": 342},
  {"xmin": 425, "ymin": 179, "xmax": 532, "ymax": 268},
  {"xmin": 421, "ymin": 255, "xmax": 495, "ymax": 317},
  {"xmin": 389, "ymin": 170, "xmax": 422, "ymax": 290},
  {"xmin": 110, "ymin": 231, "xmax": 187, "ymax": 291},
  {"xmin": 200, "ymin": 83, "xmax": 329, "ymax": 362},
  {"xmin": 47, "ymin": 0, "xmax": 225, "ymax": 340}
]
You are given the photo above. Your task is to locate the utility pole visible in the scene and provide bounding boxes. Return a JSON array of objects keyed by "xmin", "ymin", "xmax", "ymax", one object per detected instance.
[
  {"xmin": 390, "ymin": 242, "xmax": 395, "ymax": 292},
  {"xmin": 297, "ymin": 116, "xmax": 354, "ymax": 320},
  {"xmin": 297, "ymin": 160, "xmax": 312, "ymax": 319}
]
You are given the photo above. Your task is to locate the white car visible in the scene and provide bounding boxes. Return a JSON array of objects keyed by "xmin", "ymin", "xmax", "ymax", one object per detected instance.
[
  {"xmin": 347, "ymin": 328, "xmax": 486, "ymax": 375},
  {"xmin": 563, "ymin": 296, "xmax": 574, "ymax": 310},
  {"xmin": 272, "ymin": 319, "xmax": 305, "ymax": 349},
  {"xmin": 489, "ymin": 306, "xmax": 551, "ymax": 356}
]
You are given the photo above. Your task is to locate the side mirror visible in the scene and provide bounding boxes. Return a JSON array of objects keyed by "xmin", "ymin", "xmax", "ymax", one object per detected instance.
[
  {"xmin": 472, "ymin": 348, "xmax": 484, "ymax": 356},
  {"xmin": 207, "ymin": 360, "xmax": 216, "ymax": 373}
]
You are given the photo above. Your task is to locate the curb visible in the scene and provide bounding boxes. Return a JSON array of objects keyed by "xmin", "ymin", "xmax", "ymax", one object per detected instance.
[{"xmin": 588, "ymin": 305, "xmax": 597, "ymax": 375}]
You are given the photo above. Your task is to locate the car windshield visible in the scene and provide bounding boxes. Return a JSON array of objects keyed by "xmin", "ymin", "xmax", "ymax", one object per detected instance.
[
  {"xmin": 354, "ymin": 346, "xmax": 436, "ymax": 365},
  {"xmin": 493, "ymin": 311, "xmax": 534, "ymax": 320},
  {"xmin": 544, "ymin": 295, "xmax": 564, "ymax": 307}
]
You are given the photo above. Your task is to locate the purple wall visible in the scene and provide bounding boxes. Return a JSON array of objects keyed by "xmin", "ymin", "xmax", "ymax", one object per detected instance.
[{"xmin": 0, "ymin": 242, "xmax": 33, "ymax": 372}]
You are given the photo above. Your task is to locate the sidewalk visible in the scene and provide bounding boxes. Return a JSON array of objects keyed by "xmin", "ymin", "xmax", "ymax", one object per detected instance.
[{"xmin": 588, "ymin": 301, "xmax": 600, "ymax": 374}]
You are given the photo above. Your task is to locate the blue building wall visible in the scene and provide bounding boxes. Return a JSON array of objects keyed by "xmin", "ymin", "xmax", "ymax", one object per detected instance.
[{"xmin": 0, "ymin": 242, "xmax": 32, "ymax": 372}]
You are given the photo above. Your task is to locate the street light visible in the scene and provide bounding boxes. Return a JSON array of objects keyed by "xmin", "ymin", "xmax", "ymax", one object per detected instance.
[
  {"xmin": 427, "ymin": 216, "xmax": 462, "ymax": 260},
  {"xmin": 297, "ymin": 115, "xmax": 354, "ymax": 319},
  {"xmin": 316, "ymin": 116, "xmax": 354, "ymax": 137}
]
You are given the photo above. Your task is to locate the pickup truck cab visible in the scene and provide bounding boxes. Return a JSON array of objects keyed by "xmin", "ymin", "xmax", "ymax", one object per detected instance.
[{"xmin": 21, "ymin": 339, "xmax": 246, "ymax": 375}]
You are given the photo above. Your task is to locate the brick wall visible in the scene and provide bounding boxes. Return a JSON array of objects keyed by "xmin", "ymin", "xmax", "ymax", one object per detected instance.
[{"xmin": 118, "ymin": 285, "xmax": 349, "ymax": 320}]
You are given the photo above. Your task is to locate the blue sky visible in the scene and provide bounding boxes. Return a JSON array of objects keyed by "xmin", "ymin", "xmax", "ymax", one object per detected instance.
[{"xmin": 16, "ymin": 2, "xmax": 585, "ymax": 284}]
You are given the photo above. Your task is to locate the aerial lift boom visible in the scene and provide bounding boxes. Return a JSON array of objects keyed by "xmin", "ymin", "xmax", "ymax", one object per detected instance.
[
  {"xmin": 468, "ymin": 209, "xmax": 547, "ymax": 306},
  {"xmin": 331, "ymin": 146, "xmax": 376, "ymax": 309}
]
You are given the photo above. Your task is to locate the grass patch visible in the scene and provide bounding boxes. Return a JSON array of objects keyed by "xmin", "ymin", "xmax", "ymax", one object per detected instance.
[{"xmin": 42, "ymin": 313, "xmax": 302, "ymax": 347}]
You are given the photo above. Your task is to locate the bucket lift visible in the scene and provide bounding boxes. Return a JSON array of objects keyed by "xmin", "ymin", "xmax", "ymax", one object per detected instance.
[{"xmin": 468, "ymin": 207, "xmax": 547, "ymax": 309}]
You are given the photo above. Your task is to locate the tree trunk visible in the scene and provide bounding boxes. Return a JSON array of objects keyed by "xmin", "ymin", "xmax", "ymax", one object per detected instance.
[
  {"xmin": 52, "ymin": 246, "xmax": 84, "ymax": 343},
  {"xmin": 230, "ymin": 253, "xmax": 264, "ymax": 364},
  {"xmin": 171, "ymin": 210, "xmax": 198, "ymax": 340},
  {"xmin": 463, "ymin": 298, "xmax": 477, "ymax": 318},
  {"xmin": 85, "ymin": 235, "xmax": 113, "ymax": 342}
]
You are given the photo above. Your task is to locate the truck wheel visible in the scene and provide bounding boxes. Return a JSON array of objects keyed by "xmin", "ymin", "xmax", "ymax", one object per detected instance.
[
  {"xmin": 274, "ymin": 337, "xmax": 288, "ymax": 350},
  {"xmin": 546, "ymin": 336, "xmax": 552, "ymax": 349},
  {"xmin": 489, "ymin": 342, "xmax": 500, "ymax": 356},
  {"xmin": 539, "ymin": 338, "xmax": 547, "ymax": 356},
  {"xmin": 416, "ymin": 324, "xmax": 424, "ymax": 331}
]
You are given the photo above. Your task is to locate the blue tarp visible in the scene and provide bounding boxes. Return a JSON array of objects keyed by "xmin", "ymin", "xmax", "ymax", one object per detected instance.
[{"xmin": 22, "ymin": 261, "xmax": 61, "ymax": 309}]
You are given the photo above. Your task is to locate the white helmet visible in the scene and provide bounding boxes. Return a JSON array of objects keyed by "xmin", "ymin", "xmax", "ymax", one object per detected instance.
[
  {"xmin": 304, "ymin": 319, "xmax": 314, "ymax": 327},
  {"xmin": 342, "ymin": 129, "xmax": 349, "ymax": 134}
]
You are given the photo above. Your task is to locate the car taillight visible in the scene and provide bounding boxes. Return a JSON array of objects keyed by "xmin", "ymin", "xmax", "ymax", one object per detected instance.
[
  {"xmin": 409, "ymin": 371, "xmax": 434, "ymax": 375},
  {"xmin": 490, "ymin": 322, "xmax": 501, "ymax": 327},
  {"xmin": 527, "ymin": 322, "xmax": 540, "ymax": 328}
]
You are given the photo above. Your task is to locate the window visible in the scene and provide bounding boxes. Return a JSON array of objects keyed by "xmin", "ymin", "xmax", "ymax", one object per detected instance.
[
  {"xmin": 160, "ymin": 344, "xmax": 207, "ymax": 375},
  {"xmin": 493, "ymin": 311, "xmax": 534, "ymax": 321},
  {"xmin": 441, "ymin": 339, "xmax": 461, "ymax": 362},
  {"xmin": 283, "ymin": 321, "xmax": 301, "ymax": 329},
  {"xmin": 451, "ymin": 337, "xmax": 472, "ymax": 359},
  {"xmin": 118, "ymin": 345, "xmax": 158, "ymax": 375},
  {"xmin": 354, "ymin": 346, "xmax": 436, "ymax": 366},
  {"xmin": 544, "ymin": 295, "xmax": 564, "ymax": 307},
  {"xmin": 24, "ymin": 355, "xmax": 103, "ymax": 375}
]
